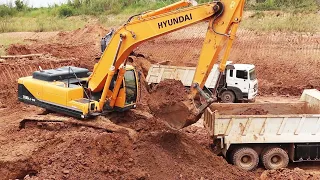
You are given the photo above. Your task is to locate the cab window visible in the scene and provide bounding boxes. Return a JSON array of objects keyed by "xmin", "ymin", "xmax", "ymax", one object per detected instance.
[
  {"xmin": 124, "ymin": 70, "xmax": 137, "ymax": 105},
  {"xmin": 229, "ymin": 70, "xmax": 234, "ymax": 77},
  {"xmin": 236, "ymin": 70, "xmax": 248, "ymax": 79}
]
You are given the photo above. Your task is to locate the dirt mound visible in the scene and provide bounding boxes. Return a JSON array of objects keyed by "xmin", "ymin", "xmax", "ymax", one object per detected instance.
[
  {"xmin": 56, "ymin": 24, "xmax": 108, "ymax": 44},
  {"xmin": 148, "ymin": 79, "xmax": 200, "ymax": 129},
  {"xmin": 260, "ymin": 168, "xmax": 320, "ymax": 180},
  {"xmin": 134, "ymin": 130, "xmax": 253, "ymax": 180},
  {"xmin": 240, "ymin": 108, "xmax": 269, "ymax": 115},
  {"xmin": 182, "ymin": 125, "xmax": 212, "ymax": 149},
  {"xmin": 5, "ymin": 24, "xmax": 107, "ymax": 70},
  {"xmin": 6, "ymin": 43, "xmax": 97, "ymax": 66},
  {"xmin": 0, "ymin": 111, "xmax": 255, "ymax": 180}
]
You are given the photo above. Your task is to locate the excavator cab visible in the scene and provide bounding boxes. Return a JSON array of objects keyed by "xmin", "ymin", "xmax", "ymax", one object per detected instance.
[{"xmin": 100, "ymin": 66, "xmax": 138, "ymax": 111}]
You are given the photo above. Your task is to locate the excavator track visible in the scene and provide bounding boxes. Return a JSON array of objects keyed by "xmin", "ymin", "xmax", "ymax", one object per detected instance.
[{"xmin": 19, "ymin": 115, "xmax": 138, "ymax": 141}]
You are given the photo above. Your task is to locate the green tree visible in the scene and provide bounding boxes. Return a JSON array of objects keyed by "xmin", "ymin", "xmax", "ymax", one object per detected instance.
[{"xmin": 15, "ymin": 0, "xmax": 25, "ymax": 11}]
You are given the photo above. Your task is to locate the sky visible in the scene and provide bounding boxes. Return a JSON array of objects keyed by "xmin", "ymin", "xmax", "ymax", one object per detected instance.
[{"xmin": 0, "ymin": 0, "xmax": 68, "ymax": 7}]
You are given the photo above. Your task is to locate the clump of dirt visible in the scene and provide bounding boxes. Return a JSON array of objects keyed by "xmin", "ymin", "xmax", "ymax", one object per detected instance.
[
  {"xmin": 182, "ymin": 125, "xmax": 211, "ymax": 149},
  {"xmin": 240, "ymin": 108, "xmax": 269, "ymax": 115},
  {"xmin": 148, "ymin": 79, "xmax": 201, "ymax": 129},
  {"xmin": 260, "ymin": 168, "xmax": 320, "ymax": 180}
]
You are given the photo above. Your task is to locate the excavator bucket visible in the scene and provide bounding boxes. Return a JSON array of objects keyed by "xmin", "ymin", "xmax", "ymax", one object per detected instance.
[{"xmin": 147, "ymin": 80, "xmax": 205, "ymax": 129}]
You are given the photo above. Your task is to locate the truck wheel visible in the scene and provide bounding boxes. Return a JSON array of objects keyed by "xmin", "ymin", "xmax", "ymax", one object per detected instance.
[
  {"xmin": 262, "ymin": 147, "xmax": 289, "ymax": 170},
  {"xmin": 221, "ymin": 90, "xmax": 236, "ymax": 103},
  {"xmin": 232, "ymin": 147, "xmax": 259, "ymax": 171}
]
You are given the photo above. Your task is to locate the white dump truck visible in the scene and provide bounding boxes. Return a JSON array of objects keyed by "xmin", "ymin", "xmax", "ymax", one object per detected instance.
[
  {"xmin": 146, "ymin": 62, "xmax": 258, "ymax": 103},
  {"xmin": 204, "ymin": 89, "xmax": 320, "ymax": 171}
]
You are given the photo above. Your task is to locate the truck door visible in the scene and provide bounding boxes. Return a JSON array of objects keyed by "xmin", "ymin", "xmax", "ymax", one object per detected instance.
[{"xmin": 228, "ymin": 70, "xmax": 249, "ymax": 94}]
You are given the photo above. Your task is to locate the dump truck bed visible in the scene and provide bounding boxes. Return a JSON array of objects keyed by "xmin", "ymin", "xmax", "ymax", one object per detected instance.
[
  {"xmin": 204, "ymin": 89, "xmax": 320, "ymax": 149},
  {"xmin": 146, "ymin": 63, "xmax": 231, "ymax": 88}
]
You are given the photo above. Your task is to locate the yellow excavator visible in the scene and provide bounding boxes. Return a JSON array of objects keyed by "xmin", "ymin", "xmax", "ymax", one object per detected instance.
[{"xmin": 18, "ymin": 0, "xmax": 245, "ymax": 129}]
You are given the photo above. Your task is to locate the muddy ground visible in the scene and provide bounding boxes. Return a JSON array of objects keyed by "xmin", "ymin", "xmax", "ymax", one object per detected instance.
[{"xmin": 0, "ymin": 23, "xmax": 320, "ymax": 179}]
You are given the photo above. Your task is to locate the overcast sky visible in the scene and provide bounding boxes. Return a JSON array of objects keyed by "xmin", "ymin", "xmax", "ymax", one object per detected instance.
[{"xmin": 0, "ymin": 0, "xmax": 68, "ymax": 7}]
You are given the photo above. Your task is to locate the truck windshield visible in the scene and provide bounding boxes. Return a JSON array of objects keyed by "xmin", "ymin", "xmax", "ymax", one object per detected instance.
[{"xmin": 249, "ymin": 69, "xmax": 256, "ymax": 80}]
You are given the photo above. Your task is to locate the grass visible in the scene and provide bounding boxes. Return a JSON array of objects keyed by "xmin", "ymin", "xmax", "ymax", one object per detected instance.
[
  {"xmin": 0, "ymin": 0, "xmax": 319, "ymax": 33},
  {"xmin": 0, "ymin": 16, "xmax": 89, "ymax": 33},
  {"xmin": 242, "ymin": 11, "xmax": 320, "ymax": 33},
  {"xmin": 1, "ymin": 11, "xmax": 319, "ymax": 33}
]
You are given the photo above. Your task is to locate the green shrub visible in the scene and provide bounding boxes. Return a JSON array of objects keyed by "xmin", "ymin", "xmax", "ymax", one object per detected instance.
[
  {"xmin": 0, "ymin": 5, "xmax": 16, "ymax": 17},
  {"xmin": 58, "ymin": 5, "xmax": 74, "ymax": 17}
]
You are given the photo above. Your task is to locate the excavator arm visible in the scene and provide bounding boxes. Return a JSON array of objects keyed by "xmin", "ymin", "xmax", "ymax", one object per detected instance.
[{"xmin": 89, "ymin": 0, "xmax": 245, "ymax": 113}]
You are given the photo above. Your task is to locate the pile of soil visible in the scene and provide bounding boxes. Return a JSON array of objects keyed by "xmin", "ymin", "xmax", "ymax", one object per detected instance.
[
  {"xmin": 260, "ymin": 168, "xmax": 320, "ymax": 180},
  {"xmin": 0, "ymin": 111, "xmax": 255, "ymax": 180},
  {"xmin": 147, "ymin": 79, "xmax": 200, "ymax": 129},
  {"xmin": 240, "ymin": 108, "xmax": 269, "ymax": 115}
]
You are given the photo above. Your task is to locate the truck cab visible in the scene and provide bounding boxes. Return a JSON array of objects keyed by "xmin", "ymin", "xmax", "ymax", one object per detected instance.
[
  {"xmin": 146, "ymin": 63, "xmax": 258, "ymax": 103},
  {"xmin": 219, "ymin": 64, "xmax": 258, "ymax": 103}
]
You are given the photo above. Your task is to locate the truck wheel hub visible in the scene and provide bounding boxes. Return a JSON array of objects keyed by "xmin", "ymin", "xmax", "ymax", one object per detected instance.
[
  {"xmin": 241, "ymin": 155, "xmax": 252, "ymax": 164},
  {"xmin": 271, "ymin": 155, "xmax": 280, "ymax": 163}
]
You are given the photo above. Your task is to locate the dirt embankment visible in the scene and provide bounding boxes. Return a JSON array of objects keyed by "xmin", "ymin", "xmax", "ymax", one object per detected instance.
[{"xmin": 0, "ymin": 110, "xmax": 255, "ymax": 180}]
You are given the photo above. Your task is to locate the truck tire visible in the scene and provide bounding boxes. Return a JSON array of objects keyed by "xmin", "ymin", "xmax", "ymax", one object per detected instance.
[
  {"xmin": 221, "ymin": 90, "xmax": 236, "ymax": 103},
  {"xmin": 262, "ymin": 147, "xmax": 289, "ymax": 170},
  {"xmin": 232, "ymin": 147, "xmax": 259, "ymax": 171}
]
